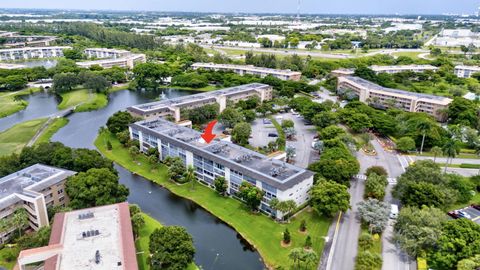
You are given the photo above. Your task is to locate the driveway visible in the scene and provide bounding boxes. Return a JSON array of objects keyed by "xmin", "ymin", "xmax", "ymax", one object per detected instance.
[
  {"xmin": 248, "ymin": 118, "xmax": 277, "ymax": 148},
  {"xmin": 282, "ymin": 112, "xmax": 317, "ymax": 168}
]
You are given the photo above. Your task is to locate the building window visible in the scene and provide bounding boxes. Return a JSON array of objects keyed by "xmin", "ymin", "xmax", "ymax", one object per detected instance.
[
  {"xmin": 59, "ymin": 197, "xmax": 65, "ymax": 202},
  {"xmin": 57, "ymin": 189, "xmax": 63, "ymax": 195}
]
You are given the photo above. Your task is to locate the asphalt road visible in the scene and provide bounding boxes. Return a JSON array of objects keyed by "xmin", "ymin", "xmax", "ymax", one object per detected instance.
[{"xmin": 284, "ymin": 112, "xmax": 317, "ymax": 168}]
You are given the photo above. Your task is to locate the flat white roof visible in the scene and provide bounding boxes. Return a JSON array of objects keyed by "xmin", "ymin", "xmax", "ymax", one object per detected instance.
[
  {"xmin": 58, "ymin": 204, "xmax": 124, "ymax": 270},
  {"xmin": 192, "ymin": 63, "xmax": 301, "ymax": 76}
]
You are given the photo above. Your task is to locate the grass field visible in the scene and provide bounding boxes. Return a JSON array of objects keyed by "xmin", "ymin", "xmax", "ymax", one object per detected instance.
[
  {"xmin": 355, "ymin": 226, "xmax": 383, "ymax": 270},
  {"xmin": 136, "ymin": 213, "xmax": 198, "ymax": 270},
  {"xmin": 35, "ymin": 117, "xmax": 69, "ymax": 145},
  {"xmin": 0, "ymin": 246, "xmax": 19, "ymax": 270},
  {"xmin": 57, "ymin": 89, "xmax": 108, "ymax": 112},
  {"xmin": 0, "ymin": 88, "xmax": 41, "ymax": 118},
  {"xmin": 0, "ymin": 118, "xmax": 47, "ymax": 157},
  {"xmin": 96, "ymin": 131, "xmax": 330, "ymax": 269}
]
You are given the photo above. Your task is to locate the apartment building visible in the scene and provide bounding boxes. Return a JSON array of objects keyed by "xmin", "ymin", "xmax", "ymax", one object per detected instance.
[
  {"xmin": 16, "ymin": 203, "xmax": 138, "ymax": 270},
  {"xmin": 4, "ymin": 36, "xmax": 57, "ymax": 48},
  {"xmin": 337, "ymin": 76, "xmax": 452, "ymax": 121},
  {"xmin": 331, "ymin": 65, "xmax": 439, "ymax": 77},
  {"xmin": 84, "ymin": 48, "xmax": 132, "ymax": 59},
  {"xmin": 0, "ymin": 164, "xmax": 76, "ymax": 243},
  {"xmin": 191, "ymin": 63, "xmax": 302, "ymax": 81},
  {"xmin": 127, "ymin": 83, "xmax": 273, "ymax": 122},
  {"xmin": 76, "ymin": 53, "xmax": 146, "ymax": 69},
  {"xmin": 454, "ymin": 65, "xmax": 480, "ymax": 78},
  {"xmin": 130, "ymin": 118, "xmax": 313, "ymax": 219},
  {"xmin": 0, "ymin": 46, "xmax": 71, "ymax": 61}
]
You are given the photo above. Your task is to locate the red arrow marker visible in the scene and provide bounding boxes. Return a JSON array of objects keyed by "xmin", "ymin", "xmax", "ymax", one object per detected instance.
[{"xmin": 201, "ymin": 120, "xmax": 217, "ymax": 144}]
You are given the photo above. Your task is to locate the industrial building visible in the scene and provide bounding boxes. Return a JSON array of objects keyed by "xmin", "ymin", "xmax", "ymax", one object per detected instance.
[
  {"xmin": 0, "ymin": 164, "xmax": 76, "ymax": 244},
  {"xmin": 127, "ymin": 83, "xmax": 273, "ymax": 122},
  {"xmin": 191, "ymin": 63, "xmax": 302, "ymax": 81},
  {"xmin": 0, "ymin": 46, "xmax": 71, "ymax": 61},
  {"xmin": 454, "ymin": 65, "xmax": 480, "ymax": 78},
  {"xmin": 129, "ymin": 118, "xmax": 313, "ymax": 218},
  {"xmin": 16, "ymin": 203, "xmax": 138, "ymax": 270},
  {"xmin": 331, "ymin": 65, "xmax": 439, "ymax": 77},
  {"xmin": 337, "ymin": 76, "xmax": 452, "ymax": 121}
]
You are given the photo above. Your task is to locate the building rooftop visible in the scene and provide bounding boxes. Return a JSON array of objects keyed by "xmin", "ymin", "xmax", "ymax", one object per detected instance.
[
  {"xmin": 17, "ymin": 203, "xmax": 137, "ymax": 270},
  {"xmin": 132, "ymin": 118, "xmax": 313, "ymax": 190},
  {"xmin": 370, "ymin": 64, "xmax": 439, "ymax": 71},
  {"xmin": 343, "ymin": 76, "xmax": 452, "ymax": 103},
  {"xmin": 455, "ymin": 65, "xmax": 480, "ymax": 71},
  {"xmin": 192, "ymin": 63, "xmax": 302, "ymax": 76},
  {"xmin": 0, "ymin": 164, "xmax": 75, "ymax": 205},
  {"xmin": 128, "ymin": 83, "xmax": 271, "ymax": 115},
  {"xmin": 84, "ymin": 48, "xmax": 131, "ymax": 54},
  {"xmin": 0, "ymin": 46, "xmax": 71, "ymax": 53}
]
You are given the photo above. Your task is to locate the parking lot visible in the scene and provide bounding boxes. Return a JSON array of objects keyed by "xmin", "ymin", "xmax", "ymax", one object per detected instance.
[
  {"xmin": 449, "ymin": 205, "xmax": 480, "ymax": 224},
  {"xmin": 248, "ymin": 118, "xmax": 278, "ymax": 148}
]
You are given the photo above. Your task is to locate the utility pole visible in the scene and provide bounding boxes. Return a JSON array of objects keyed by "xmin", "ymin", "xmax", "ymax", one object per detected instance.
[{"xmin": 296, "ymin": 0, "xmax": 301, "ymax": 23}]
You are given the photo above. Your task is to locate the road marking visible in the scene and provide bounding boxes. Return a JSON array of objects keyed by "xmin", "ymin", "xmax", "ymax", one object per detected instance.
[
  {"xmin": 326, "ymin": 212, "xmax": 342, "ymax": 270},
  {"xmin": 472, "ymin": 216, "xmax": 480, "ymax": 222}
]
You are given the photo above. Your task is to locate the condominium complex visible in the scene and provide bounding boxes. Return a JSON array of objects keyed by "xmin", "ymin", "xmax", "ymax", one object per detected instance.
[
  {"xmin": 191, "ymin": 63, "xmax": 302, "ymax": 81},
  {"xmin": 127, "ymin": 83, "xmax": 273, "ymax": 122},
  {"xmin": 454, "ymin": 65, "xmax": 480, "ymax": 78},
  {"xmin": 4, "ymin": 35, "xmax": 58, "ymax": 48},
  {"xmin": 331, "ymin": 65, "xmax": 439, "ymax": 77},
  {"xmin": 77, "ymin": 48, "xmax": 146, "ymax": 69},
  {"xmin": 0, "ymin": 46, "xmax": 71, "ymax": 61},
  {"xmin": 129, "ymin": 118, "xmax": 314, "ymax": 218},
  {"xmin": 0, "ymin": 164, "xmax": 76, "ymax": 243},
  {"xmin": 16, "ymin": 203, "xmax": 138, "ymax": 270},
  {"xmin": 337, "ymin": 76, "xmax": 452, "ymax": 121}
]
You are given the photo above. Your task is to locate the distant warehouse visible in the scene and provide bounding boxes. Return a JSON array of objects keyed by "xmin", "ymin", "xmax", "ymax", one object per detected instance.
[
  {"xmin": 191, "ymin": 63, "xmax": 302, "ymax": 81},
  {"xmin": 454, "ymin": 65, "xmax": 480, "ymax": 78},
  {"xmin": 331, "ymin": 65, "xmax": 439, "ymax": 77},
  {"xmin": 127, "ymin": 83, "xmax": 273, "ymax": 122},
  {"xmin": 337, "ymin": 76, "xmax": 452, "ymax": 121}
]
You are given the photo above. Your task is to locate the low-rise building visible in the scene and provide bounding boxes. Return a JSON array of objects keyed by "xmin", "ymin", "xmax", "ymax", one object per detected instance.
[
  {"xmin": 84, "ymin": 48, "xmax": 132, "ymax": 59},
  {"xmin": 0, "ymin": 164, "xmax": 76, "ymax": 243},
  {"xmin": 0, "ymin": 63, "xmax": 26, "ymax": 69},
  {"xmin": 331, "ymin": 65, "xmax": 439, "ymax": 77},
  {"xmin": 191, "ymin": 63, "xmax": 302, "ymax": 81},
  {"xmin": 130, "ymin": 118, "xmax": 313, "ymax": 218},
  {"xmin": 0, "ymin": 46, "xmax": 71, "ymax": 61},
  {"xmin": 127, "ymin": 83, "xmax": 273, "ymax": 122},
  {"xmin": 337, "ymin": 76, "xmax": 452, "ymax": 121},
  {"xmin": 76, "ymin": 53, "xmax": 146, "ymax": 69},
  {"xmin": 16, "ymin": 202, "xmax": 138, "ymax": 270},
  {"xmin": 454, "ymin": 65, "xmax": 480, "ymax": 78}
]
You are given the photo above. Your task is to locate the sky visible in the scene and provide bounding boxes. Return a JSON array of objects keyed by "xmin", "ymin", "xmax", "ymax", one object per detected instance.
[{"xmin": 0, "ymin": 0, "xmax": 479, "ymax": 15}]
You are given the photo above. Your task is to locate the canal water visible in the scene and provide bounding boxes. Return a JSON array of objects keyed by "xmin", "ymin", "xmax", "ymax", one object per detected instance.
[{"xmin": 0, "ymin": 89, "xmax": 265, "ymax": 270}]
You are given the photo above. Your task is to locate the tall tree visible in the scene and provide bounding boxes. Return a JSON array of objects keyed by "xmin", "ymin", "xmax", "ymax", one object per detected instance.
[
  {"xmin": 442, "ymin": 139, "xmax": 460, "ymax": 173},
  {"xmin": 310, "ymin": 180, "xmax": 350, "ymax": 217},
  {"xmin": 149, "ymin": 226, "xmax": 195, "ymax": 270}
]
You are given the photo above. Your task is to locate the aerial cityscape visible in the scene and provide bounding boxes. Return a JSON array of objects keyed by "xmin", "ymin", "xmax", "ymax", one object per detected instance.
[{"xmin": 0, "ymin": 1, "xmax": 479, "ymax": 270}]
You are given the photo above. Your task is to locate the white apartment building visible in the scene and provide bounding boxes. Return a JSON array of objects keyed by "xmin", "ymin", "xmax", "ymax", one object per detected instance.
[
  {"xmin": 128, "ymin": 83, "xmax": 273, "ymax": 121},
  {"xmin": 76, "ymin": 53, "xmax": 146, "ymax": 69},
  {"xmin": 0, "ymin": 46, "xmax": 71, "ymax": 61},
  {"xmin": 337, "ymin": 76, "xmax": 452, "ymax": 121},
  {"xmin": 84, "ymin": 48, "xmax": 132, "ymax": 59},
  {"xmin": 454, "ymin": 65, "xmax": 480, "ymax": 78},
  {"xmin": 192, "ymin": 63, "xmax": 302, "ymax": 81},
  {"xmin": 0, "ymin": 164, "xmax": 76, "ymax": 243},
  {"xmin": 331, "ymin": 65, "xmax": 439, "ymax": 77},
  {"xmin": 129, "ymin": 118, "xmax": 313, "ymax": 219}
]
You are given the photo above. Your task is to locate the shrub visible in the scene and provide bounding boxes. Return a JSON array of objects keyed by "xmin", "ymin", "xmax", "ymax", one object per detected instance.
[
  {"xmin": 355, "ymin": 251, "xmax": 382, "ymax": 270},
  {"xmin": 283, "ymin": 228, "xmax": 291, "ymax": 244},
  {"xmin": 358, "ymin": 233, "xmax": 374, "ymax": 251},
  {"xmin": 365, "ymin": 166, "xmax": 388, "ymax": 177}
]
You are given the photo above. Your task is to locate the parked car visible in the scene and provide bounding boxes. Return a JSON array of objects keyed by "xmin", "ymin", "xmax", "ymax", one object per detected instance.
[
  {"xmin": 447, "ymin": 211, "xmax": 459, "ymax": 219},
  {"xmin": 471, "ymin": 204, "xmax": 480, "ymax": 211},
  {"xmin": 457, "ymin": 210, "xmax": 471, "ymax": 219},
  {"xmin": 268, "ymin": 133, "xmax": 279, "ymax": 138},
  {"xmin": 263, "ymin": 119, "xmax": 272, "ymax": 124},
  {"xmin": 390, "ymin": 204, "xmax": 399, "ymax": 219}
]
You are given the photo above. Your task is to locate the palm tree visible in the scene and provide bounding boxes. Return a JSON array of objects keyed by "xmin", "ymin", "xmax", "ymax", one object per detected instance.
[
  {"xmin": 417, "ymin": 120, "xmax": 433, "ymax": 154},
  {"xmin": 184, "ymin": 166, "xmax": 196, "ymax": 191},
  {"xmin": 442, "ymin": 139, "xmax": 459, "ymax": 174},
  {"xmin": 12, "ymin": 208, "xmax": 28, "ymax": 237},
  {"xmin": 431, "ymin": 146, "xmax": 442, "ymax": 163},
  {"xmin": 288, "ymin": 248, "xmax": 304, "ymax": 269}
]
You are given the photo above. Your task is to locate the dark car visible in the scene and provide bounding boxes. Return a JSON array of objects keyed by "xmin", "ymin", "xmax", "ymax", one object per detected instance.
[
  {"xmin": 472, "ymin": 204, "xmax": 480, "ymax": 211},
  {"xmin": 447, "ymin": 211, "xmax": 459, "ymax": 219},
  {"xmin": 268, "ymin": 133, "xmax": 279, "ymax": 137}
]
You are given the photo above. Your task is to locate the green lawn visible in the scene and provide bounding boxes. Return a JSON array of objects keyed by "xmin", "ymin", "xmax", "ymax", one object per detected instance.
[
  {"xmin": 58, "ymin": 89, "xmax": 108, "ymax": 112},
  {"xmin": 136, "ymin": 213, "xmax": 198, "ymax": 270},
  {"xmin": 391, "ymin": 51, "xmax": 423, "ymax": 59},
  {"xmin": 35, "ymin": 117, "xmax": 69, "ymax": 145},
  {"xmin": 0, "ymin": 118, "xmax": 47, "ymax": 157},
  {"xmin": 95, "ymin": 131, "xmax": 330, "ymax": 269},
  {"xmin": 356, "ymin": 226, "xmax": 382, "ymax": 270},
  {"xmin": 0, "ymin": 88, "xmax": 41, "ymax": 118}
]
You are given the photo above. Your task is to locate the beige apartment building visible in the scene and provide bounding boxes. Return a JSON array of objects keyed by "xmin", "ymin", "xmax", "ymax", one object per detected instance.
[
  {"xmin": 0, "ymin": 164, "xmax": 76, "ymax": 244},
  {"xmin": 16, "ymin": 203, "xmax": 138, "ymax": 270},
  {"xmin": 191, "ymin": 63, "xmax": 302, "ymax": 81},
  {"xmin": 454, "ymin": 65, "xmax": 480, "ymax": 78},
  {"xmin": 77, "ymin": 48, "xmax": 146, "ymax": 69},
  {"xmin": 127, "ymin": 83, "xmax": 273, "ymax": 122},
  {"xmin": 337, "ymin": 76, "xmax": 452, "ymax": 121}
]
